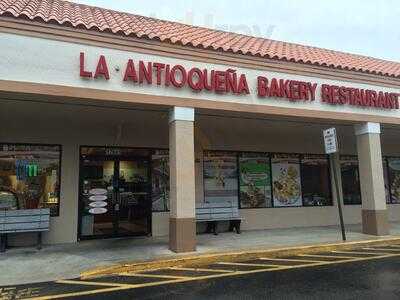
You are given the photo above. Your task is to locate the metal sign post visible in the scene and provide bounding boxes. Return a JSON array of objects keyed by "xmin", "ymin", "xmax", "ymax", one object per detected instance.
[{"xmin": 323, "ymin": 128, "xmax": 346, "ymax": 241}]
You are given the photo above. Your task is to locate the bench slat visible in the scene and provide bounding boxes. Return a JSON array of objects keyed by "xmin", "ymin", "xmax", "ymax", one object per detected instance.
[
  {"xmin": 2, "ymin": 228, "xmax": 49, "ymax": 233},
  {"xmin": 4, "ymin": 222, "xmax": 40, "ymax": 231},
  {"xmin": 195, "ymin": 200, "xmax": 241, "ymax": 222},
  {"xmin": 40, "ymin": 215, "xmax": 50, "ymax": 222},
  {"xmin": 196, "ymin": 208, "xmax": 211, "ymax": 213},
  {"xmin": 2, "ymin": 216, "xmax": 42, "ymax": 223},
  {"xmin": 5, "ymin": 209, "xmax": 50, "ymax": 217},
  {"xmin": 211, "ymin": 208, "xmax": 235, "ymax": 213},
  {"xmin": 0, "ymin": 209, "xmax": 51, "ymax": 235},
  {"xmin": 2, "ymin": 221, "xmax": 49, "ymax": 231},
  {"xmin": 196, "ymin": 214, "xmax": 211, "ymax": 220}
]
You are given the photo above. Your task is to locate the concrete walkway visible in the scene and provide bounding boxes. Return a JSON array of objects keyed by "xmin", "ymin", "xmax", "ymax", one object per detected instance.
[{"xmin": 1, "ymin": 223, "xmax": 400, "ymax": 286}]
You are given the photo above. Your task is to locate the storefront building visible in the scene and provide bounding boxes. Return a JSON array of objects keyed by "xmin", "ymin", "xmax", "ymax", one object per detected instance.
[{"xmin": 1, "ymin": 0, "xmax": 400, "ymax": 252}]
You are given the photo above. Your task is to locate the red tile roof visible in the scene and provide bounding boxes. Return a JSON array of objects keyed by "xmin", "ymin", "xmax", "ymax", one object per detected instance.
[{"xmin": 1, "ymin": 0, "xmax": 400, "ymax": 78}]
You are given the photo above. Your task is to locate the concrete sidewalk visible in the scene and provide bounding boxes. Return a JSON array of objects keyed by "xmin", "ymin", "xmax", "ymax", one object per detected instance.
[{"xmin": 1, "ymin": 223, "xmax": 400, "ymax": 286}]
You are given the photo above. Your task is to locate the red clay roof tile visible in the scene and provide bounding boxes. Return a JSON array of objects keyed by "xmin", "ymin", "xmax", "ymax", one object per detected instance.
[{"xmin": 1, "ymin": 0, "xmax": 400, "ymax": 78}]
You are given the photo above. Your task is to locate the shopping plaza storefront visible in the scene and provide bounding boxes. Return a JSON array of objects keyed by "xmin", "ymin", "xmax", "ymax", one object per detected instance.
[{"xmin": 1, "ymin": 0, "xmax": 400, "ymax": 252}]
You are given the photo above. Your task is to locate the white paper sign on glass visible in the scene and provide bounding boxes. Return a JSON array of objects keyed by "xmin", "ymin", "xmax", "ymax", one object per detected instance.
[
  {"xmin": 89, "ymin": 195, "xmax": 107, "ymax": 201},
  {"xmin": 88, "ymin": 207, "xmax": 107, "ymax": 214},
  {"xmin": 89, "ymin": 201, "xmax": 107, "ymax": 208},
  {"xmin": 323, "ymin": 128, "xmax": 338, "ymax": 154},
  {"xmin": 89, "ymin": 188, "xmax": 108, "ymax": 195}
]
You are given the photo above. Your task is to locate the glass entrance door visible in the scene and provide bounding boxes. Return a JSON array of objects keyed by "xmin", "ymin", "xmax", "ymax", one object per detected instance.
[
  {"xmin": 116, "ymin": 160, "xmax": 151, "ymax": 236},
  {"xmin": 79, "ymin": 151, "xmax": 151, "ymax": 239}
]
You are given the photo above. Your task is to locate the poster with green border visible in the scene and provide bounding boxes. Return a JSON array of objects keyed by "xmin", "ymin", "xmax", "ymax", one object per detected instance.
[{"xmin": 239, "ymin": 153, "xmax": 271, "ymax": 208}]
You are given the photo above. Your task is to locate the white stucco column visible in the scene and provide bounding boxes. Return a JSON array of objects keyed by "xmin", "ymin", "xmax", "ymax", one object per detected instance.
[
  {"xmin": 354, "ymin": 122, "xmax": 389, "ymax": 235},
  {"xmin": 169, "ymin": 106, "xmax": 196, "ymax": 252}
]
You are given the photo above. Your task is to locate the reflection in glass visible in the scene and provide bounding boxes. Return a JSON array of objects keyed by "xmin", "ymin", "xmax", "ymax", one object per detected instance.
[
  {"xmin": 0, "ymin": 144, "xmax": 60, "ymax": 215},
  {"xmin": 301, "ymin": 155, "xmax": 332, "ymax": 206},
  {"xmin": 151, "ymin": 150, "xmax": 169, "ymax": 212},
  {"xmin": 340, "ymin": 156, "xmax": 361, "ymax": 205}
]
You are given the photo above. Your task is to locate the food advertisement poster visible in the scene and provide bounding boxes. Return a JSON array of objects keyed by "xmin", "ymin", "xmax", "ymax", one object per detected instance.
[
  {"xmin": 203, "ymin": 151, "xmax": 238, "ymax": 203},
  {"xmin": 388, "ymin": 158, "xmax": 400, "ymax": 204},
  {"xmin": 239, "ymin": 153, "xmax": 271, "ymax": 208},
  {"xmin": 271, "ymin": 154, "xmax": 302, "ymax": 207}
]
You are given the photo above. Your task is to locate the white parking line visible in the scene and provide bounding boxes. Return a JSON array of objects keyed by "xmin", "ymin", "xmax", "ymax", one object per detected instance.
[
  {"xmin": 216, "ymin": 262, "xmax": 283, "ymax": 268},
  {"xmin": 331, "ymin": 250, "xmax": 384, "ymax": 256},
  {"xmin": 169, "ymin": 267, "xmax": 235, "ymax": 273},
  {"xmin": 298, "ymin": 254, "xmax": 356, "ymax": 259},
  {"xmin": 363, "ymin": 247, "xmax": 400, "ymax": 253},
  {"xmin": 124, "ymin": 273, "xmax": 189, "ymax": 279},
  {"xmin": 259, "ymin": 257, "xmax": 323, "ymax": 263}
]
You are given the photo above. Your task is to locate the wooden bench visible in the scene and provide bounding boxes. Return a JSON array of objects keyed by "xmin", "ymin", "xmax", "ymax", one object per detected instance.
[
  {"xmin": 0, "ymin": 208, "xmax": 50, "ymax": 252},
  {"xmin": 196, "ymin": 201, "xmax": 242, "ymax": 235}
]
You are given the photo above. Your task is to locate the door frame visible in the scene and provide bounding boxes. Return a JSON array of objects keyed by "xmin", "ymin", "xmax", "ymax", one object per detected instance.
[{"xmin": 77, "ymin": 146, "xmax": 153, "ymax": 241}]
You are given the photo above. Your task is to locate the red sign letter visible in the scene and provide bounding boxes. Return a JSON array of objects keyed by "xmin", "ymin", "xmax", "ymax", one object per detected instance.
[
  {"xmin": 94, "ymin": 55, "xmax": 110, "ymax": 80},
  {"xmin": 79, "ymin": 52, "xmax": 92, "ymax": 78}
]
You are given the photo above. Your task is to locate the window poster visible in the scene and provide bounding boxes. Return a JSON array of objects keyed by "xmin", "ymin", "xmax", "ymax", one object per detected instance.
[
  {"xmin": 239, "ymin": 153, "xmax": 271, "ymax": 208},
  {"xmin": 301, "ymin": 154, "xmax": 332, "ymax": 206},
  {"xmin": 151, "ymin": 150, "xmax": 170, "ymax": 211},
  {"xmin": 0, "ymin": 144, "xmax": 61, "ymax": 216},
  {"xmin": 203, "ymin": 151, "xmax": 238, "ymax": 204},
  {"xmin": 340, "ymin": 156, "xmax": 361, "ymax": 205},
  {"xmin": 388, "ymin": 157, "xmax": 400, "ymax": 204},
  {"xmin": 271, "ymin": 154, "xmax": 302, "ymax": 207}
]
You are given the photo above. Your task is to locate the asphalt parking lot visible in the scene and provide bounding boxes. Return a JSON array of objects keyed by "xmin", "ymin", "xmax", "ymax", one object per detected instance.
[{"xmin": 2, "ymin": 243, "xmax": 400, "ymax": 299}]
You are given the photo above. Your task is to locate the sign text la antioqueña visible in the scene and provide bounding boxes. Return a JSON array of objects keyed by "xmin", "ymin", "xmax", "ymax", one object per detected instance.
[{"xmin": 80, "ymin": 52, "xmax": 400, "ymax": 110}]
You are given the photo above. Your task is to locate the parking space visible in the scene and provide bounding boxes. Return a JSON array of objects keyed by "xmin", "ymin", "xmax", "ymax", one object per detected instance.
[{"xmin": 2, "ymin": 243, "xmax": 400, "ymax": 299}]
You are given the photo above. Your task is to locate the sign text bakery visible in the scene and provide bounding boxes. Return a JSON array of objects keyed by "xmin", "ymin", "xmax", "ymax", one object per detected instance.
[{"xmin": 79, "ymin": 53, "xmax": 399, "ymax": 110}]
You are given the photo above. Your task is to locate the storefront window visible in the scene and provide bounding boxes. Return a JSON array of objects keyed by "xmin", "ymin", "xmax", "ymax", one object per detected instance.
[
  {"xmin": 340, "ymin": 156, "xmax": 361, "ymax": 205},
  {"xmin": 203, "ymin": 151, "xmax": 238, "ymax": 204},
  {"xmin": 0, "ymin": 144, "xmax": 61, "ymax": 216},
  {"xmin": 301, "ymin": 154, "xmax": 332, "ymax": 206},
  {"xmin": 239, "ymin": 153, "xmax": 272, "ymax": 208},
  {"xmin": 271, "ymin": 154, "xmax": 302, "ymax": 207},
  {"xmin": 387, "ymin": 157, "xmax": 400, "ymax": 204},
  {"xmin": 151, "ymin": 150, "xmax": 170, "ymax": 211}
]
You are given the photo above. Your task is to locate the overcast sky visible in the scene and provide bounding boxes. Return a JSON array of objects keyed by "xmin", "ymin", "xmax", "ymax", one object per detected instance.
[{"xmin": 73, "ymin": 0, "xmax": 400, "ymax": 62}]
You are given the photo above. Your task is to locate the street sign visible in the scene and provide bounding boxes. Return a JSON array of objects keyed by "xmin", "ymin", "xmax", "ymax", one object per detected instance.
[
  {"xmin": 323, "ymin": 128, "xmax": 338, "ymax": 154},
  {"xmin": 323, "ymin": 127, "xmax": 346, "ymax": 241}
]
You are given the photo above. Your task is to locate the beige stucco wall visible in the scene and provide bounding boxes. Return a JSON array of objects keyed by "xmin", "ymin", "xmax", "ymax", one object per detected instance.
[
  {"xmin": 356, "ymin": 131, "xmax": 386, "ymax": 211},
  {"xmin": 152, "ymin": 205, "xmax": 400, "ymax": 237},
  {"xmin": 169, "ymin": 119, "xmax": 196, "ymax": 219},
  {"xmin": 1, "ymin": 99, "xmax": 399, "ymax": 242},
  {"xmin": 152, "ymin": 212, "xmax": 170, "ymax": 237},
  {"xmin": 2, "ymin": 32, "xmax": 400, "ymax": 121}
]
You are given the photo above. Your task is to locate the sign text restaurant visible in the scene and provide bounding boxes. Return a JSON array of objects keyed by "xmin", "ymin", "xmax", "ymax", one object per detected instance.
[{"xmin": 80, "ymin": 52, "xmax": 400, "ymax": 110}]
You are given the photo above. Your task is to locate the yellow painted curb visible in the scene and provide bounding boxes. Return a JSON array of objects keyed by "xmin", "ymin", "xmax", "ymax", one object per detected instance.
[{"xmin": 80, "ymin": 236, "xmax": 400, "ymax": 279}]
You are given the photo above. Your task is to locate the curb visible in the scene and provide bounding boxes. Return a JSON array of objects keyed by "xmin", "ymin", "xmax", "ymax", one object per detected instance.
[{"xmin": 80, "ymin": 236, "xmax": 400, "ymax": 279}]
